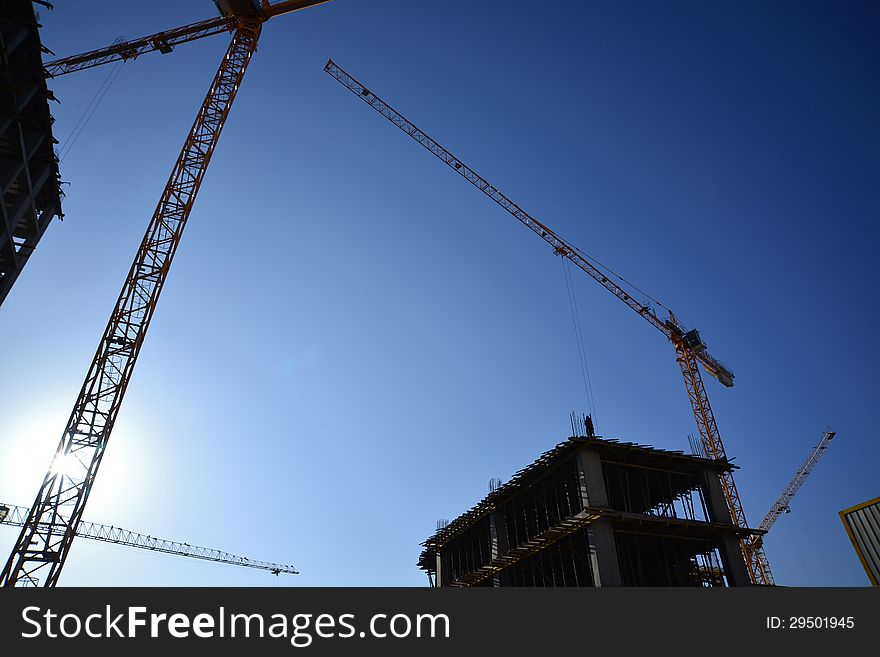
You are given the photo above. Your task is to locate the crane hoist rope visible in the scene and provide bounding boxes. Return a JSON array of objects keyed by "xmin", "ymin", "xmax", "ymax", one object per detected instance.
[
  {"xmin": 322, "ymin": 58, "xmax": 773, "ymax": 585},
  {"xmin": 561, "ymin": 258, "xmax": 599, "ymax": 426},
  {"xmin": 58, "ymin": 59, "xmax": 125, "ymax": 162}
]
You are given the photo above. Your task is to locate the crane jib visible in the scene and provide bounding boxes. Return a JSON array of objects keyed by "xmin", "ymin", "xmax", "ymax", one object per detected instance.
[
  {"xmin": 323, "ymin": 59, "xmax": 732, "ymax": 385},
  {"xmin": 0, "ymin": 502, "xmax": 297, "ymax": 575}
]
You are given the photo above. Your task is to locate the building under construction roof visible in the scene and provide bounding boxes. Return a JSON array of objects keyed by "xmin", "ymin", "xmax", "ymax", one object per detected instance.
[
  {"xmin": 0, "ymin": 0, "xmax": 63, "ymax": 307},
  {"xmin": 420, "ymin": 434, "xmax": 756, "ymax": 586}
]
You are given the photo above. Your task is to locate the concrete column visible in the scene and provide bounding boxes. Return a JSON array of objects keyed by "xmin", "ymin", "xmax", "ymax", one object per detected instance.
[
  {"xmin": 576, "ymin": 448, "xmax": 609, "ymax": 507},
  {"xmin": 489, "ymin": 511, "xmax": 508, "ymax": 587},
  {"xmin": 435, "ymin": 551, "xmax": 446, "ymax": 587},
  {"xmin": 575, "ymin": 447, "xmax": 622, "ymax": 586},
  {"xmin": 700, "ymin": 468, "xmax": 752, "ymax": 586},
  {"xmin": 586, "ymin": 519, "xmax": 622, "ymax": 586}
]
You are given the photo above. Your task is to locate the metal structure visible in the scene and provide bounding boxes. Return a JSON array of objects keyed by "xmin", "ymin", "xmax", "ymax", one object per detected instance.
[
  {"xmin": 44, "ymin": 16, "xmax": 238, "ymax": 78},
  {"xmin": 757, "ymin": 430, "xmax": 836, "ymax": 534},
  {"xmin": 42, "ymin": 1, "xmax": 330, "ymax": 77},
  {"xmin": 2, "ymin": 0, "xmax": 331, "ymax": 587},
  {"xmin": 839, "ymin": 496, "xmax": 880, "ymax": 586},
  {"xmin": 0, "ymin": 503, "xmax": 297, "ymax": 576},
  {"xmin": 323, "ymin": 60, "xmax": 772, "ymax": 584}
]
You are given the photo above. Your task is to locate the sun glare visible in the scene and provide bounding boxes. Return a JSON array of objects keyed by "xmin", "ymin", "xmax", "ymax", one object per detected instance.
[
  {"xmin": 0, "ymin": 415, "xmax": 60, "ymax": 503},
  {"xmin": 50, "ymin": 452, "xmax": 82, "ymax": 478}
]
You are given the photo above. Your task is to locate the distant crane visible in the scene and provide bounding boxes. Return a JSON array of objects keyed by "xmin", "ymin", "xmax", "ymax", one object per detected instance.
[
  {"xmin": 756, "ymin": 430, "xmax": 837, "ymax": 538},
  {"xmin": 2, "ymin": 0, "xmax": 332, "ymax": 587},
  {"xmin": 0, "ymin": 502, "xmax": 297, "ymax": 578},
  {"xmin": 323, "ymin": 59, "xmax": 773, "ymax": 584}
]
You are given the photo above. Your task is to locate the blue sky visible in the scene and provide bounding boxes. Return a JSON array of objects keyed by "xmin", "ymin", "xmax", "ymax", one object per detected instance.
[{"xmin": 0, "ymin": 0, "xmax": 877, "ymax": 586}]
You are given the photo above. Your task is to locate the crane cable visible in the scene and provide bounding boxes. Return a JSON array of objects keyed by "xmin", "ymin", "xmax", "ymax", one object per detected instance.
[
  {"xmin": 562, "ymin": 258, "xmax": 599, "ymax": 429},
  {"xmin": 58, "ymin": 56, "xmax": 125, "ymax": 163},
  {"xmin": 570, "ymin": 242, "xmax": 674, "ymax": 320},
  {"xmin": 785, "ymin": 518, "xmax": 815, "ymax": 585}
]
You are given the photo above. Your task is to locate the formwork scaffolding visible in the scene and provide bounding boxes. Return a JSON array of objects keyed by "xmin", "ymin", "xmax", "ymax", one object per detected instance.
[
  {"xmin": 0, "ymin": 0, "xmax": 63, "ymax": 307},
  {"xmin": 420, "ymin": 435, "xmax": 759, "ymax": 587}
]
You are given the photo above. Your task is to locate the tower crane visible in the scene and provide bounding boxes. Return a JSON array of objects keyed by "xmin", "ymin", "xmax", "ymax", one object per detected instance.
[
  {"xmin": 0, "ymin": 502, "xmax": 298, "ymax": 579},
  {"xmin": 756, "ymin": 430, "xmax": 837, "ymax": 538},
  {"xmin": 1, "ymin": 0, "xmax": 332, "ymax": 588},
  {"xmin": 323, "ymin": 60, "xmax": 773, "ymax": 584}
]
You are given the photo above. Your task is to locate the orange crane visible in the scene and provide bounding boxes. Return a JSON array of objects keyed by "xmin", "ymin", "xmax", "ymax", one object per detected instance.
[
  {"xmin": 323, "ymin": 60, "xmax": 773, "ymax": 585},
  {"xmin": 1, "ymin": 0, "xmax": 332, "ymax": 588}
]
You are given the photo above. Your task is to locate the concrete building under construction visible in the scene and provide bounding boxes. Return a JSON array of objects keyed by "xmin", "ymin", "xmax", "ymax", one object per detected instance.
[
  {"xmin": 0, "ymin": 0, "xmax": 63, "ymax": 307},
  {"xmin": 419, "ymin": 433, "xmax": 755, "ymax": 587}
]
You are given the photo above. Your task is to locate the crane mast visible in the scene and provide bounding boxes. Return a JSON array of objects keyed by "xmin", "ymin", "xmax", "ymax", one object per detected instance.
[
  {"xmin": 3, "ymin": 0, "xmax": 331, "ymax": 589},
  {"xmin": 0, "ymin": 17, "xmax": 262, "ymax": 588},
  {"xmin": 323, "ymin": 59, "xmax": 772, "ymax": 584},
  {"xmin": 0, "ymin": 503, "xmax": 297, "ymax": 577}
]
